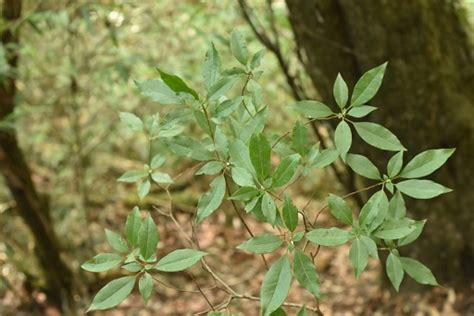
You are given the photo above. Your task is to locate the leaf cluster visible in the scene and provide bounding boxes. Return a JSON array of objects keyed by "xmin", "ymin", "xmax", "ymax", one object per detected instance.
[{"xmin": 82, "ymin": 30, "xmax": 454, "ymax": 314}]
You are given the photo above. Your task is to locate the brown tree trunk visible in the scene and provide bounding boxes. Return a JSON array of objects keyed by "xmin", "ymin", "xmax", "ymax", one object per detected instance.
[
  {"xmin": 286, "ymin": 0, "xmax": 474, "ymax": 287},
  {"xmin": 0, "ymin": 0, "xmax": 76, "ymax": 312}
]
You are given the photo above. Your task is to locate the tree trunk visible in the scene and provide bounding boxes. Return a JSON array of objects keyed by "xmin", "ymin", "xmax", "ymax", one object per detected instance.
[
  {"xmin": 0, "ymin": 0, "xmax": 76, "ymax": 312},
  {"xmin": 286, "ymin": 0, "xmax": 474, "ymax": 287}
]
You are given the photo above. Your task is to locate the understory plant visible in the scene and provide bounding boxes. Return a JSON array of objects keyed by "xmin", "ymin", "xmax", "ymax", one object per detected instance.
[{"xmin": 81, "ymin": 30, "xmax": 454, "ymax": 315}]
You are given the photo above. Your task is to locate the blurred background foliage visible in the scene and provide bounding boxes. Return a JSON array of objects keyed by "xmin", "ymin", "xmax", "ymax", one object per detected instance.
[
  {"xmin": 0, "ymin": 0, "xmax": 473, "ymax": 315},
  {"xmin": 1, "ymin": 1, "xmax": 310, "ymax": 314}
]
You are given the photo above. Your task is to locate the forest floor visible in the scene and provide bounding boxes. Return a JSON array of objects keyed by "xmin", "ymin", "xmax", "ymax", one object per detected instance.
[{"xmin": 1, "ymin": 177, "xmax": 474, "ymax": 316}]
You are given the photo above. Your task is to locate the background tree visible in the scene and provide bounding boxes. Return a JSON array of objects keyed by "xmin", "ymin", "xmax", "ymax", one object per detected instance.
[
  {"xmin": 286, "ymin": 0, "xmax": 474, "ymax": 286},
  {"xmin": 0, "ymin": 0, "xmax": 75, "ymax": 312}
]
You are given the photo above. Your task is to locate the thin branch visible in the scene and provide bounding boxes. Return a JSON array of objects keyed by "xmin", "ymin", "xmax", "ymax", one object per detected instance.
[
  {"xmin": 152, "ymin": 275, "xmax": 216, "ymax": 294},
  {"xmin": 231, "ymin": 293, "xmax": 320, "ymax": 313},
  {"xmin": 188, "ymin": 272, "xmax": 216, "ymax": 311},
  {"xmin": 223, "ymin": 174, "xmax": 269, "ymax": 270},
  {"xmin": 238, "ymin": 0, "xmax": 305, "ymax": 101}
]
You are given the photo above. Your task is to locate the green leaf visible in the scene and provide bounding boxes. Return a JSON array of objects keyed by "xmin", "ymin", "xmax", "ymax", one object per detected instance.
[
  {"xmin": 386, "ymin": 253, "xmax": 404, "ymax": 291},
  {"xmin": 260, "ymin": 256, "xmax": 292, "ymax": 316},
  {"xmin": 349, "ymin": 238, "xmax": 369, "ymax": 278},
  {"xmin": 214, "ymin": 126, "xmax": 229, "ymax": 159},
  {"xmin": 229, "ymin": 138, "xmax": 254, "ymax": 172},
  {"xmin": 117, "ymin": 170, "xmax": 147, "ymax": 183},
  {"xmin": 328, "ymin": 194, "xmax": 353, "ymax": 225},
  {"xmin": 359, "ymin": 190, "xmax": 387, "ymax": 228},
  {"xmin": 150, "ymin": 154, "xmax": 166, "ymax": 169},
  {"xmin": 167, "ymin": 136, "xmax": 213, "ymax": 161},
  {"xmin": 312, "ymin": 148, "xmax": 339, "ymax": 168},
  {"xmin": 196, "ymin": 175, "xmax": 226, "ymax": 223},
  {"xmin": 282, "ymin": 194, "xmax": 298, "ymax": 232},
  {"xmin": 333, "ymin": 73, "xmax": 348, "ymax": 109},
  {"xmin": 105, "ymin": 229, "xmax": 128, "ymax": 253},
  {"xmin": 215, "ymin": 97, "xmax": 243, "ymax": 118},
  {"xmin": 221, "ymin": 67, "xmax": 247, "ymax": 76},
  {"xmin": 208, "ymin": 76, "xmax": 239, "ymax": 101},
  {"xmin": 235, "ymin": 106, "xmax": 267, "ymax": 142},
  {"xmin": 293, "ymin": 100, "xmax": 333, "ymax": 119},
  {"xmin": 88, "ymin": 276, "xmax": 136, "ymax": 311},
  {"xmin": 346, "ymin": 153, "xmax": 381, "ymax": 180},
  {"xmin": 230, "ymin": 29, "xmax": 249, "ymax": 65},
  {"xmin": 360, "ymin": 235, "xmax": 378, "ymax": 259},
  {"xmin": 159, "ymin": 124, "xmax": 184, "ymax": 138},
  {"xmin": 139, "ymin": 272, "xmax": 153, "ymax": 304},
  {"xmin": 145, "ymin": 114, "xmax": 160, "ymax": 136},
  {"xmin": 293, "ymin": 250, "xmax": 320, "ymax": 299},
  {"xmin": 272, "ymin": 154, "xmax": 299, "ymax": 188},
  {"xmin": 157, "ymin": 68, "xmax": 198, "ymax": 100},
  {"xmin": 119, "ymin": 112, "xmax": 143, "ymax": 132},
  {"xmin": 122, "ymin": 262, "xmax": 142, "ymax": 272},
  {"xmin": 292, "ymin": 121, "xmax": 308, "ymax": 156},
  {"xmin": 297, "ymin": 306, "xmax": 308, "ymax": 316},
  {"xmin": 151, "ymin": 172, "xmax": 173, "ymax": 184},
  {"xmin": 230, "ymin": 186, "xmax": 260, "ymax": 201},
  {"xmin": 196, "ymin": 161, "xmax": 224, "ymax": 176},
  {"xmin": 351, "ymin": 62, "xmax": 387, "ymax": 107},
  {"xmin": 237, "ymin": 233, "xmax": 283, "ymax": 254},
  {"xmin": 400, "ymin": 257, "xmax": 438, "ymax": 286},
  {"xmin": 398, "ymin": 220, "xmax": 426, "ymax": 246},
  {"xmin": 144, "ymin": 114, "xmax": 160, "ymax": 135},
  {"xmin": 137, "ymin": 179, "xmax": 150, "ymax": 200},
  {"xmin": 124, "ymin": 250, "xmax": 139, "ymax": 264},
  {"xmin": 270, "ymin": 308, "xmax": 287, "ymax": 316},
  {"xmin": 292, "ymin": 232, "xmax": 305, "ymax": 242},
  {"xmin": 231, "ymin": 167, "xmax": 255, "ymax": 187},
  {"xmin": 347, "ymin": 105, "xmax": 377, "ymax": 118},
  {"xmin": 195, "ymin": 109, "xmax": 213, "ymax": 135},
  {"xmin": 154, "ymin": 249, "xmax": 207, "ymax": 272},
  {"xmin": 373, "ymin": 218, "xmax": 416, "ymax": 240},
  {"xmin": 354, "ymin": 122, "xmax": 405, "ymax": 151},
  {"xmin": 262, "ymin": 192, "xmax": 277, "ymax": 225},
  {"xmin": 387, "ymin": 151, "xmax": 404, "ymax": 177},
  {"xmin": 306, "ymin": 228, "xmax": 353, "ymax": 246},
  {"xmin": 386, "ymin": 181, "xmax": 394, "ymax": 194},
  {"xmin": 388, "ymin": 191, "xmax": 406, "ymax": 218},
  {"xmin": 369, "ymin": 192, "xmax": 389, "ymax": 232},
  {"xmin": 135, "ymin": 79, "xmax": 182, "ymax": 104},
  {"xmin": 125, "ymin": 207, "xmax": 141, "ymax": 246},
  {"xmin": 81, "ymin": 253, "xmax": 122, "ymax": 272},
  {"xmin": 249, "ymin": 133, "xmax": 271, "ymax": 181},
  {"xmin": 334, "ymin": 120, "xmax": 352, "ymax": 157},
  {"xmin": 245, "ymin": 196, "xmax": 261, "ymax": 213},
  {"xmin": 251, "ymin": 49, "xmax": 266, "ymax": 69},
  {"xmin": 395, "ymin": 179, "xmax": 452, "ymax": 199},
  {"xmin": 137, "ymin": 214, "xmax": 159, "ymax": 261},
  {"xmin": 400, "ymin": 148, "xmax": 455, "ymax": 178},
  {"xmin": 202, "ymin": 41, "xmax": 221, "ymax": 90}
]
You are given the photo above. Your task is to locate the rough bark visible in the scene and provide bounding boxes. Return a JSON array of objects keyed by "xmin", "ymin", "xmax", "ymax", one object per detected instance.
[
  {"xmin": 286, "ymin": 0, "xmax": 474, "ymax": 287},
  {"xmin": 0, "ymin": 0, "xmax": 76, "ymax": 311}
]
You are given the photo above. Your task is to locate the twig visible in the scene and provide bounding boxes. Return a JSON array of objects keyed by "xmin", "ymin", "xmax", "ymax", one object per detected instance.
[
  {"xmin": 223, "ymin": 174, "xmax": 269, "ymax": 270},
  {"xmin": 188, "ymin": 272, "xmax": 216, "ymax": 311},
  {"xmin": 238, "ymin": 0, "xmax": 305, "ymax": 100},
  {"xmin": 152, "ymin": 275, "xmax": 216, "ymax": 294},
  {"xmin": 226, "ymin": 293, "xmax": 319, "ymax": 313}
]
